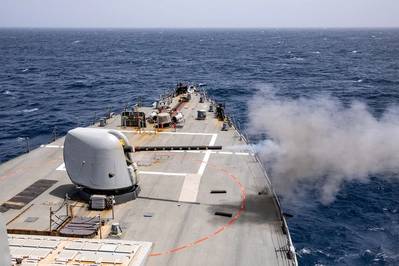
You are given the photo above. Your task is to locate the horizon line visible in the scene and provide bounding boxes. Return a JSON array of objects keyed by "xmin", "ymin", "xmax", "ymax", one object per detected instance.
[{"xmin": 1, "ymin": 26, "xmax": 399, "ymax": 30}]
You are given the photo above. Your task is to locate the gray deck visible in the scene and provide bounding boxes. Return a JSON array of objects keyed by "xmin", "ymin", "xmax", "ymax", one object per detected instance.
[{"xmin": 0, "ymin": 93, "xmax": 297, "ymax": 265}]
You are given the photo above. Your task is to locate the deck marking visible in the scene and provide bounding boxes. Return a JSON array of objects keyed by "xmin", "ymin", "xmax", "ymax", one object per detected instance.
[
  {"xmin": 194, "ymin": 236, "xmax": 209, "ymax": 244},
  {"xmin": 209, "ymin": 134, "xmax": 217, "ymax": 146},
  {"xmin": 170, "ymin": 246, "xmax": 188, "ymax": 253},
  {"xmin": 56, "ymin": 163, "xmax": 66, "ymax": 171},
  {"xmin": 219, "ymin": 151, "xmax": 233, "ymax": 155},
  {"xmin": 178, "ymin": 133, "xmax": 217, "ymax": 203},
  {"xmin": 149, "ymin": 161, "xmax": 246, "ymax": 257},
  {"xmin": 213, "ymin": 227, "xmax": 225, "ymax": 235},
  {"xmin": 161, "ymin": 132, "xmax": 217, "ymax": 137},
  {"xmin": 119, "ymin": 130, "xmax": 156, "ymax": 134},
  {"xmin": 120, "ymin": 130, "xmax": 217, "ymax": 136},
  {"xmin": 178, "ymin": 173, "xmax": 201, "ymax": 202},
  {"xmin": 197, "ymin": 151, "xmax": 211, "ymax": 176},
  {"xmin": 145, "ymin": 150, "xmax": 249, "ymax": 156},
  {"xmin": 139, "ymin": 171, "xmax": 187, "ymax": 176},
  {"xmin": 44, "ymin": 145, "xmax": 63, "ymax": 148},
  {"xmin": 46, "ymin": 145, "xmax": 60, "ymax": 148}
]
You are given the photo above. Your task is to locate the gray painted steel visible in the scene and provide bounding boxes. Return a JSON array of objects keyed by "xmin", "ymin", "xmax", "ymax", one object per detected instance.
[
  {"xmin": 64, "ymin": 127, "xmax": 138, "ymax": 191},
  {"xmin": 0, "ymin": 92, "xmax": 297, "ymax": 265}
]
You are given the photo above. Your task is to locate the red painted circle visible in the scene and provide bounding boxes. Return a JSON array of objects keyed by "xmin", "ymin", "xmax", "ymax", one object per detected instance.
[{"xmin": 149, "ymin": 160, "xmax": 246, "ymax": 257}]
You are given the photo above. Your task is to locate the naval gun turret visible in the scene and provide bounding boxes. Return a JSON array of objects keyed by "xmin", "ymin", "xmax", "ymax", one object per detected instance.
[{"xmin": 64, "ymin": 128, "xmax": 140, "ymax": 209}]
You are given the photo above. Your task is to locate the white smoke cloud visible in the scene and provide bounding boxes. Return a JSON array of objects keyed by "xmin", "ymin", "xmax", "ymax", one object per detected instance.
[{"xmin": 248, "ymin": 85, "xmax": 399, "ymax": 204}]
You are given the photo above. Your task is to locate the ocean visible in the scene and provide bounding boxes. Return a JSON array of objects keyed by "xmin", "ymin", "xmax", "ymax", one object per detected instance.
[{"xmin": 1, "ymin": 28, "xmax": 399, "ymax": 265}]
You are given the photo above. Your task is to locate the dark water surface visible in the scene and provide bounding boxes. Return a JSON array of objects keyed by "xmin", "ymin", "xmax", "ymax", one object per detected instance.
[{"xmin": 1, "ymin": 29, "xmax": 399, "ymax": 265}]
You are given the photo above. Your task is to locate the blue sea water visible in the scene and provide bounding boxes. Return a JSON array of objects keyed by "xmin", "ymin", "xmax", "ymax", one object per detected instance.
[{"xmin": 1, "ymin": 29, "xmax": 399, "ymax": 265}]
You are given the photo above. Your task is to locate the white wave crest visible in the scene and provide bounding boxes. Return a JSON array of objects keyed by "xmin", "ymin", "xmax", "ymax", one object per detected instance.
[{"xmin": 22, "ymin": 108, "xmax": 39, "ymax": 113}]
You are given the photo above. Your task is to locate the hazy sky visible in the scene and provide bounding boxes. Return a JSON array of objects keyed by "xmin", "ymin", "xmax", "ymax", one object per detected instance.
[{"xmin": 1, "ymin": 0, "xmax": 398, "ymax": 28}]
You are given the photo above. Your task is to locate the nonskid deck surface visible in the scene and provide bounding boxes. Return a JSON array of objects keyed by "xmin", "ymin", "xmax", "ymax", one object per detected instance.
[{"xmin": 0, "ymin": 93, "xmax": 296, "ymax": 265}]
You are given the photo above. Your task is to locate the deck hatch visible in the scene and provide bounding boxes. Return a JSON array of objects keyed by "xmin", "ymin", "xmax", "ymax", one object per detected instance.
[{"xmin": 0, "ymin": 179, "xmax": 57, "ymax": 213}]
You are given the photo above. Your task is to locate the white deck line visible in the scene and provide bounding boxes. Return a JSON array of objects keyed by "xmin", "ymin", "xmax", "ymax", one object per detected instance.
[
  {"xmin": 197, "ymin": 151, "xmax": 211, "ymax": 176},
  {"xmin": 142, "ymin": 150, "xmax": 249, "ymax": 156},
  {"xmin": 139, "ymin": 171, "xmax": 187, "ymax": 176},
  {"xmin": 235, "ymin": 152, "xmax": 249, "ymax": 155},
  {"xmin": 56, "ymin": 162, "xmax": 188, "ymax": 177},
  {"xmin": 56, "ymin": 163, "xmax": 66, "ymax": 171},
  {"xmin": 161, "ymin": 131, "xmax": 217, "ymax": 136},
  {"xmin": 209, "ymin": 134, "xmax": 217, "ymax": 146},
  {"xmin": 120, "ymin": 130, "xmax": 217, "ymax": 136},
  {"xmin": 177, "ymin": 174, "xmax": 202, "ymax": 202},
  {"xmin": 43, "ymin": 145, "xmax": 63, "ymax": 148},
  {"xmin": 178, "ymin": 133, "xmax": 217, "ymax": 202}
]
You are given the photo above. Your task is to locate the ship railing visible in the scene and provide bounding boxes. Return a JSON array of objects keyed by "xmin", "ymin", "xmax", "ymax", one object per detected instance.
[
  {"xmin": 49, "ymin": 196, "xmax": 70, "ymax": 232},
  {"xmin": 227, "ymin": 113, "xmax": 298, "ymax": 266}
]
